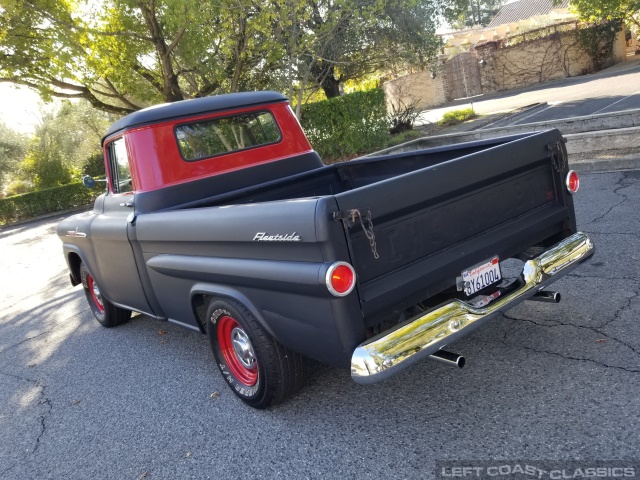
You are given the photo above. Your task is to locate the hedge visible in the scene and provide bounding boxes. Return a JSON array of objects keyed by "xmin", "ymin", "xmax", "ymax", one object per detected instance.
[
  {"xmin": 0, "ymin": 182, "xmax": 104, "ymax": 225},
  {"xmin": 300, "ymin": 89, "xmax": 388, "ymax": 162}
]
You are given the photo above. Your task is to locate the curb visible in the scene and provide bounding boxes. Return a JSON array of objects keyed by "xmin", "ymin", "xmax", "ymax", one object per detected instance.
[{"xmin": 569, "ymin": 154, "xmax": 640, "ymax": 173}]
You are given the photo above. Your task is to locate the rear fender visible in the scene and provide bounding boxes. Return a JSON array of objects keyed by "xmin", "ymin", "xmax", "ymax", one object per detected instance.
[{"xmin": 190, "ymin": 283, "xmax": 276, "ymax": 338}]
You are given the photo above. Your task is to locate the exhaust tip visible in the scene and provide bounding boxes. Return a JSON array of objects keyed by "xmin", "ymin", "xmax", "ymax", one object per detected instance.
[
  {"xmin": 529, "ymin": 290, "xmax": 561, "ymax": 303},
  {"xmin": 430, "ymin": 350, "xmax": 465, "ymax": 369}
]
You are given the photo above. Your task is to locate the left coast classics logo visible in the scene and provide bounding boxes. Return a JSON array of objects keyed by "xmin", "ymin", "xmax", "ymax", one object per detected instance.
[{"xmin": 253, "ymin": 232, "xmax": 301, "ymax": 242}]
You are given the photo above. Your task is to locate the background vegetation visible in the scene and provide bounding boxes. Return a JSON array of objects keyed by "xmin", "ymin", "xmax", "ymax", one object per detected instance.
[
  {"xmin": 300, "ymin": 89, "xmax": 388, "ymax": 161},
  {"xmin": 0, "ymin": 0, "xmax": 633, "ymax": 224}
]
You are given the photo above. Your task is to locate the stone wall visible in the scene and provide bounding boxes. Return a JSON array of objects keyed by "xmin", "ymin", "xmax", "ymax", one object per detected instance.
[
  {"xmin": 383, "ymin": 23, "xmax": 627, "ymax": 110},
  {"xmin": 382, "ymin": 69, "xmax": 447, "ymax": 113},
  {"xmin": 476, "ymin": 24, "xmax": 626, "ymax": 95}
]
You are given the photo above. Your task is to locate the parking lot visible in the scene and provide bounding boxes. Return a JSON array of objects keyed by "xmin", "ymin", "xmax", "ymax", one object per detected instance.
[
  {"xmin": 1, "ymin": 169, "xmax": 639, "ymax": 479},
  {"xmin": 418, "ymin": 58, "xmax": 640, "ymax": 125}
]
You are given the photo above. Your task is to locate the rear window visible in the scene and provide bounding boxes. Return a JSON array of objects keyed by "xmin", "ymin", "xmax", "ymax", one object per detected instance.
[{"xmin": 175, "ymin": 111, "xmax": 281, "ymax": 161}]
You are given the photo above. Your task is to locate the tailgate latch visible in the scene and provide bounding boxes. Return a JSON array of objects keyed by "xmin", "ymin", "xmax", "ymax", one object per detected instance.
[
  {"xmin": 547, "ymin": 140, "xmax": 567, "ymax": 173},
  {"xmin": 333, "ymin": 209, "xmax": 380, "ymax": 260}
]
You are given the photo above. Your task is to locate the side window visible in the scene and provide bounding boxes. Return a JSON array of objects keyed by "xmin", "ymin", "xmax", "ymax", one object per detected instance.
[
  {"xmin": 107, "ymin": 138, "xmax": 132, "ymax": 193},
  {"xmin": 175, "ymin": 111, "xmax": 281, "ymax": 161}
]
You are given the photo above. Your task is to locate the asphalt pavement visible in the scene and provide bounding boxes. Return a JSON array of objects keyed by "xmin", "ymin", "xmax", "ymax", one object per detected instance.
[
  {"xmin": 1, "ymin": 169, "xmax": 639, "ymax": 479},
  {"xmin": 418, "ymin": 56, "xmax": 640, "ymax": 125}
]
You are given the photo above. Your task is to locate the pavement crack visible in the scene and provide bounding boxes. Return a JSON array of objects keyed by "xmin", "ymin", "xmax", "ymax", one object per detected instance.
[
  {"xmin": 507, "ymin": 341, "xmax": 640, "ymax": 374},
  {"xmin": 0, "ymin": 330, "xmax": 53, "ymax": 356},
  {"xmin": 0, "ymin": 306, "xmax": 92, "ymax": 357},
  {"xmin": 502, "ymin": 286, "xmax": 640, "ymax": 358},
  {"xmin": 583, "ymin": 172, "xmax": 631, "ymax": 226},
  {"xmin": 567, "ymin": 273, "xmax": 640, "ymax": 283},
  {"xmin": 0, "ymin": 370, "xmax": 52, "ymax": 454},
  {"xmin": 33, "ymin": 383, "xmax": 52, "ymax": 453}
]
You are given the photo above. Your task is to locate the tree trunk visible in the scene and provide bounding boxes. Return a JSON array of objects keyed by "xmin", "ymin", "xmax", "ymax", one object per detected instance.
[
  {"xmin": 321, "ymin": 75, "xmax": 341, "ymax": 98},
  {"xmin": 311, "ymin": 62, "xmax": 342, "ymax": 98},
  {"xmin": 138, "ymin": 1, "xmax": 184, "ymax": 103}
]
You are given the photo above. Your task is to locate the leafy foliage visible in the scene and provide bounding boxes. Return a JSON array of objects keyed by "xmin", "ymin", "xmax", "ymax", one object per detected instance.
[
  {"xmin": 574, "ymin": 19, "xmax": 623, "ymax": 71},
  {"xmin": 300, "ymin": 89, "xmax": 388, "ymax": 161},
  {"xmin": 388, "ymin": 99, "xmax": 421, "ymax": 134},
  {"xmin": 83, "ymin": 153, "xmax": 107, "ymax": 178},
  {"xmin": 0, "ymin": 181, "xmax": 103, "ymax": 225},
  {"xmin": 570, "ymin": 0, "xmax": 640, "ymax": 28},
  {"xmin": 0, "ymin": 0, "xmax": 451, "ymax": 112},
  {"xmin": 449, "ymin": 0, "xmax": 505, "ymax": 28},
  {"xmin": 0, "ymin": 122, "xmax": 28, "ymax": 194},
  {"xmin": 10, "ymin": 101, "xmax": 115, "ymax": 191},
  {"xmin": 438, "ymin": 108, "xmax": 476, "ymax": 126}
]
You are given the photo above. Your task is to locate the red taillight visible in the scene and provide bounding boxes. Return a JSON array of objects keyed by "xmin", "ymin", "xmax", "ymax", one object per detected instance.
[
  {"xmin": 326, "ymin": 262, "xmax": 356, "ymax": 297},
  {"xmin": 566, "ymin": 170, "xmax": 580, "ymax": 194}
]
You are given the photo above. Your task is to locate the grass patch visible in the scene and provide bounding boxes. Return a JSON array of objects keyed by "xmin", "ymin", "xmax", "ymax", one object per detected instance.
[
  {"xmin": 437, "ymin": 108, "xmax": 476, "ymax": 126},
  {"xmin": 386, "ymin": 129, "xmax": 425, "ymax": 148}
]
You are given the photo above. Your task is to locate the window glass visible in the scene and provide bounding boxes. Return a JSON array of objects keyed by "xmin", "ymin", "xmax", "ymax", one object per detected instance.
[
  {"xmin": 175, "ymin": 111, "xmax": 281, "ymax": 161},
  {"xmin": 108, "ymin": 138, "xmax": 132, "ymax": 193}
]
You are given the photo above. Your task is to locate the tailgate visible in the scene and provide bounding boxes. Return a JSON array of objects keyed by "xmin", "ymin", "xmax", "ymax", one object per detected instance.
[{"xmin": 333, "ymin": 130, "xmax": 574, "ymax": 319}]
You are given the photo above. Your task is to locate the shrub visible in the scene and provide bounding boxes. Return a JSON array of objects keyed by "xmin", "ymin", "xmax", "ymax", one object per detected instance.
[
  {"xmin": 83, "ymin": 153, "xmax": 106, "ymax": 178},
  {"xmin": 437, "ymin": 108, "xmax": 477, "ymax": 126},
  {"xmin": 388, "ymin": 99, "xmax": 421, "ymax": 135},
  {"xmin": 0, "ymin": 182, "xmax": 104, "ymax": 225},
  {"xmin": 300, "ymin": 89, "xmax": 388, "ymax": 162}
]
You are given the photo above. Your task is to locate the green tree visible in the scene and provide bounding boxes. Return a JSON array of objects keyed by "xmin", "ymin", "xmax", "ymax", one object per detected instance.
[
  {"xmin": 1, "ymin": 0, "xmax": 453, "ymax": 109},
  {"xmin": 570, "ymin": 0, "xmax": 640, "ymax": 29},
  {"xmin": 450, "ymin": 0, "xmax": 505, "ymax": 27},
  {"xmin": 0, "ymin": 0, "xmax": 288, "ymax": 113},
  {"xmin": 0, "ymin": 122, "xmax": 28, "ymax": 194},
  {"xmin": 296, "ymin": 0, "xmax": 447, "ymax": 98},
  {"xmin": 16, "ymin": 101, "xmax": 115, "ymax": 189}
]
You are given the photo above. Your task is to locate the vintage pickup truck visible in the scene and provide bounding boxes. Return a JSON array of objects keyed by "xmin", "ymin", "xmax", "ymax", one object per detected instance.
[{"xmin": 57, "ymin": 91, "xmax": 594, "ymax": 408}]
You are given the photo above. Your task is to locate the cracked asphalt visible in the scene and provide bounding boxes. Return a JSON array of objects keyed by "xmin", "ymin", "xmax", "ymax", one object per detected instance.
[{"xmin": 1, "ymin": 170, "xmax": 639, "ymax": 479}]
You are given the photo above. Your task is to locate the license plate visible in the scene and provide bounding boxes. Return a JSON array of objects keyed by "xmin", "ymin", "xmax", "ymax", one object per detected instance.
[{"xmin": 462, "ymin": 256, "xmax": 502, "ymax": 297}]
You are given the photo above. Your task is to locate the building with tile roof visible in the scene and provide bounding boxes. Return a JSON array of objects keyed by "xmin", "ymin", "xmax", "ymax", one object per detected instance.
[
  {"xmin": 488, "ymin": 0, "xmax": 571, "ymax": 28},
  {"xmin": 441, "ymin": 0, "xmax": 575, "ymax": 56}
]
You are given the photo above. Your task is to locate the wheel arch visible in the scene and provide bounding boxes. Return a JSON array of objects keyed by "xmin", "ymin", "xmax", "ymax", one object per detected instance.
[
  {"xmin": 190, "ymin": 283, "xmax": 276, "ymax": 339},
  {"xmin": 64, "ymin": 245, "xmax": 91, "ymax": 287}
]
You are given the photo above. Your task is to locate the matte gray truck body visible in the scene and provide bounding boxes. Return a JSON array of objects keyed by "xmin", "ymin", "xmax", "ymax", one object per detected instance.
[{"xmin": 57, "ymin": 93, "xmax": 593, "ymax": 406}]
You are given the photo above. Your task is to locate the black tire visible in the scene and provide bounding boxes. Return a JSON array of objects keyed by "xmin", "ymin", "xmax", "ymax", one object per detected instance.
[
  {"xmin": 206, "ymin": 298, "xmax": 303, "ymax": 409},
  {"xmin": 80, "ymin": 263, "xmax": 131, "ymax": 328}
]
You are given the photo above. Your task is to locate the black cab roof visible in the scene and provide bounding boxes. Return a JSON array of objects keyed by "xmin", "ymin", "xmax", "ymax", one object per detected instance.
[{"xmin": 103, "ymin": 91, "xmax": 288, "ymax": 144}]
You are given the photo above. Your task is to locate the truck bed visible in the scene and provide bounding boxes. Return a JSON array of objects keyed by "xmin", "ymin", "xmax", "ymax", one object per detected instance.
[{"xmin": 141, "ymin": 129, "xmax": 573, "ymax": 321}]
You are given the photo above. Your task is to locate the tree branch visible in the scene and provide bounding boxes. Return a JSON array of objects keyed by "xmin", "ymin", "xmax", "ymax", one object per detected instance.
[
  {"xmin": 0, "ymin": 77, "xmax": 135, "ymax": 115},
  {"xmin": 131, "ymin": 64, "xmax": 164, "ymax": 94},
  {"xmin": 25, "ymin": 0, "xmax": 153, "ymax": 41},
  {"xmin": 167, "ymin": 27, "xmax": 186, "ymax": 55}
]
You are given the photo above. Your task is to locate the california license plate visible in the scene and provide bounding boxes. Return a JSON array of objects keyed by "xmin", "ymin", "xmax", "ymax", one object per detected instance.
[{"xmin": 462, "ymin": 256, "xmax": 502, "ymax": 297}]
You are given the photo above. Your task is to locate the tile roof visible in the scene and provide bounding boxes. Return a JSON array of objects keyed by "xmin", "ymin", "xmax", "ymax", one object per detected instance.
[{"xmin": 487, "ymin": 0, "xmax": 570, "ymax": 28}]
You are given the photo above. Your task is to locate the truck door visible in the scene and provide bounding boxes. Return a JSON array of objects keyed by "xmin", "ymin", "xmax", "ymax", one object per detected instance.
[{"xmin": 89, "ymin": 136, "xmax": 153, "ymax": 315}]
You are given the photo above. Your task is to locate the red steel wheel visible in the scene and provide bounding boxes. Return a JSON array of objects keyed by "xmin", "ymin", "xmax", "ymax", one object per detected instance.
[
  {"xmin": 86, "ymin": 273, "xmax": 105, "ymax": 314},
  {"xmin": 216, "ymin": 315, "xmax": 258, "ymax": 387},
  {"xmin": 80, "ymin": 262, "xmax": 131, "ymax": 328},
  {"xmin": 207, "ymin": 298, "xmax": 304, "ymax": 408}
]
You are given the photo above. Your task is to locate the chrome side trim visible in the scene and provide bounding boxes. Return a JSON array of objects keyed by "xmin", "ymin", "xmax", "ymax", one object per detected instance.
[
  {"xmin": 351, "ymin": 232, "xmax": 594, "ymax": 384},
  {"xmin": 66, "ymin": 227, "xmax": 87, "ymax": 238}
]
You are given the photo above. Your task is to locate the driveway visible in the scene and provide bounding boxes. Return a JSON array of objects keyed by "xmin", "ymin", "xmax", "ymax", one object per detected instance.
[
  {"xmin": 418, "ymin": 57, "xmax": 640, "ymax": 125},
  {"xmin": 1, "ymin": 170, "xmax": 639, "ymax": 479}
]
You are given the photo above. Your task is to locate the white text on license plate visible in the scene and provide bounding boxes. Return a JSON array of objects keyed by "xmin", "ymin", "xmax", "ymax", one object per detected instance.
[{"xmin": 462, "ymin": 256, "xmax": 502, "ymax": 297}]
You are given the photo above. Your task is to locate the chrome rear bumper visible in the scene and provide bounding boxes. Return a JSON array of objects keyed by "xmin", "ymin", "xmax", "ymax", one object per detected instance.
[{"xmin": 351, "ymin": 232, "xmax": 594, "ymax": 384}]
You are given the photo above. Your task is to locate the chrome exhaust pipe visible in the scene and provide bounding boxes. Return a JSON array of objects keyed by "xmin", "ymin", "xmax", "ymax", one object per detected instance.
[
  {"xmin": 529, "ymin": 290, "xmax": 561, "ymax": 303},
  {"xmin": 430, "ymin": 350, "xmax": 465, "ymax": 368}
]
